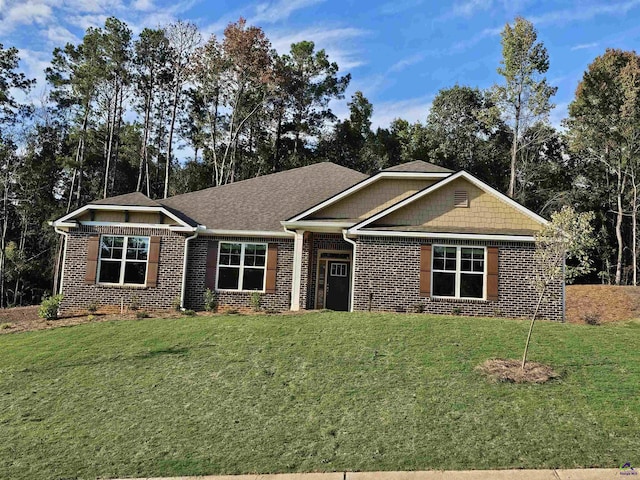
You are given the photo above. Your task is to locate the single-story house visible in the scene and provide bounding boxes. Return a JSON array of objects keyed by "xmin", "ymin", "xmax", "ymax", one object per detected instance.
[{"xmin": 51, "ymin": 160, "xmax": 563, "ymax": 320}]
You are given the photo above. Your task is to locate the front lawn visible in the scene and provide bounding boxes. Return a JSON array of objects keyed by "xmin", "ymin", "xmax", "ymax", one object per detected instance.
[{"xmin": 0, "ymin": 313, "xmax": 638, "ymax": 479}]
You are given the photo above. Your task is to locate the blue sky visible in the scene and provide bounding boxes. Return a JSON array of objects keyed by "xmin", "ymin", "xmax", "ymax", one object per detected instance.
[{"xmin": 2, "ymin": 0, "xmax": 640, "ymax": 128}]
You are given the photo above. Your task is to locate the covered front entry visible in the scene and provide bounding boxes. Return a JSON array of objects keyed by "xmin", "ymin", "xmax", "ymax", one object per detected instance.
[{"xmin": 315, "ymin": 251, "xmax": 352, "ymax": 311}]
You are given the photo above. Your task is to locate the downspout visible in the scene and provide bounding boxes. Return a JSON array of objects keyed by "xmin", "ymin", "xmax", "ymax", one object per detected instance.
[
  {"xmin": 284, "ymin": 226, "xmax": 303, "ymax": 311},
  {"xmin": 342, "ymin": 229, "xmax": 357, "ymax": 312},
  {"xmin": 180, "ymin": 226, "xmax": 203, "ymax": 309},
  {"xmin": 54, "ymin": 226, "xmax": 69, "ymax": 295}
]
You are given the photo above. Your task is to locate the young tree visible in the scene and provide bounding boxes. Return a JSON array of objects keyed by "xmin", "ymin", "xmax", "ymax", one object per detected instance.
[
  {"xmin": 523, "ymin": 206, "xmax": 596, "ymax": 368},
  {"xmin": 492, "ymin": 17, "xmax": 557, "ymax": 198}
]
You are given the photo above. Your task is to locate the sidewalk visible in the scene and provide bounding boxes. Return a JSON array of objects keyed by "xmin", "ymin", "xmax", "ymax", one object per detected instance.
[{"xmin": 113, "ymin": 469, "xmax": 628, "ymax": 480}]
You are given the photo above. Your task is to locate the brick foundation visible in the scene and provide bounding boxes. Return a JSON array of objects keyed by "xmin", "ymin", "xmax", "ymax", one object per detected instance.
[{"xmin": 352, "ymin": 236, "xmax": 563, "ymax": 321}]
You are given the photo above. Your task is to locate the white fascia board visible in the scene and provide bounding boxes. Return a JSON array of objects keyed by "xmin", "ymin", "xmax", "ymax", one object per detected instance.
[
  {"xmin": 282, "ymin": 220, "xmax": 355, "ymax": 229},
  {"xmin": 349, "ymin": 171, "xmax": 548, "ymax": 234},
  {"xmin": 287, "ymin": 171, "xmax": 451, "ymax": 222},
  {"xmin": 201, "ymin": 229, "xmax": 294, "ymax": 238},
  {"xmin": 353, "ymin": 230, "xmax": 536, "ymax": 242},
  {"xmin": 53, "ymin": 204, "xmax": 193, "ymax": 229}
]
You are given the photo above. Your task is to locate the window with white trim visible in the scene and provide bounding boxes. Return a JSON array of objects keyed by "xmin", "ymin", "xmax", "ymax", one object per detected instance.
[
  {"xmin": 98, "ymin": 235, "xmax": 149, "ymax": 285},
  {"xmin": 432, "ymin": 245, "xmax": 485, "ymax": 299},
  {"xmin": 217, "ymin": 242, "xmax": 267, "ymax": 291}
]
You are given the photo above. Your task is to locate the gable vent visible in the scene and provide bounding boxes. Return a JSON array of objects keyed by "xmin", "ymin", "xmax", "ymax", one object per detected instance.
[{"xmin": 454, "ymin": 190, "xmax": 469, "ymax": 208}]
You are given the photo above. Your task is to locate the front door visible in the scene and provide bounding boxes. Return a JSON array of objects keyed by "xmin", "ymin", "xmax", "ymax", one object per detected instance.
[{"xmin": 326, "ymin": 261, "xmax": 350, "ymax": 311}]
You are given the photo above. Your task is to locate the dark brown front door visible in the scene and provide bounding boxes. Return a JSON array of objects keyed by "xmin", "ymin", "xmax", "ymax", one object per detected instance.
[{"xmin": 326, "ymin": 261, "xmax": 350, "ymax": 311}]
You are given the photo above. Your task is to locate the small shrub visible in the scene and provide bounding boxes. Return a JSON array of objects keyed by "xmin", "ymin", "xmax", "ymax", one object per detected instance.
[
  {"xmin": 493, "ymin": 308, "xmax": 503, "ymax": 317},
  {"xmin": 583, "ymin": 312, "xmax": 601, "ymax": 325},
  {"xmin": 410, "ymin": 303, "xmax": 424, "ymax": 313},
  {"xmin": 136, "ymin": 311, "xmax": 150, "ymax": 319},
  {"xmin": 203, "ymin": 288, "xmax": 218, "ymax": 312},
  {"xmin": 250, "ymin": 292, "xmax": 262, "ymax": 311},
  {"xmin": 87, "ymin": 314, "xmax": 96, "ymax": 322},
  {"xmin": 87, "ymin": 302, "xmax": 98, "ymax": 314},
  {"xmin": 181, "ymin": 309, "xmax": 196, "ymax": 317},
  {"xmin": 172, "ymin": 296, "xmax": 181, "ymax": 312},
  {"xmin": 129, "ymin": 296, "xmax": 140, "ymax": 311},
  {"xmin": 38, "ymin": 294, "xmax": 63, "ymax": 320},
  {"xmin": 0, "ymin": 322, "xmax": 14, "ymax": 330},
  {"xmin": 451, "ymin": 306, "xmax": 462, "ymax": 316}
]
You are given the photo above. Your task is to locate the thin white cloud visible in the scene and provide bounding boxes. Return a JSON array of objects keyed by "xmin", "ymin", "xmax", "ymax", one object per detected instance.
[
  {"xmin": 378, "ymin": 0, "xmax": 424, "ymax": 15},
  {"xmin": 451, "ymin": 0, "xmax": 493, "ymax": 17},
  {"xmin": 388, "ymin": 53, "xmax": 425, "ymax": 73},
  {"xmin": 0, "ymin": 1, "xmax": 53, "ymax": 34},
  {"xmin": 570, "ymin": 42, "xmax": 599, "ymax": 51},
  {"xmin": 270, "ymin": 27, "xmax": 369, "ymax": 70},
  {"xmin": 250, "ymin": 0, "xmax": 325, "ymax": 24},
  {"xmin": 371, "ymin": 96, "xmax": 433, "ymax": 129},
  {"xmin": 132, "ymin": 0, "xmax": 155, "ymax": 11},
  {"xmin": 43, "ymin": 25, "xmax": 80, "ymax": 45},
  {"xmin": 529, "ymin": 0, "xmax": 640, "ymax": 25}
]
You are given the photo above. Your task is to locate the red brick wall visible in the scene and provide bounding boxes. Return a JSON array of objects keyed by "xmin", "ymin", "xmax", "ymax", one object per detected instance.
[
  {"xmin": 60, "ymin": 226, "xmax": 186, "ymax": 315},
  {"xmin": 353, "ymin": 236, "xmax": 563, "ymax": 320},
  {"xmin": 185, "ymin": 235, "xmax": 294, "ymax": 312}
]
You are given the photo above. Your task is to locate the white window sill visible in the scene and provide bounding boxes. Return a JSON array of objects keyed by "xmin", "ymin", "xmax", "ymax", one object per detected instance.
[
  {"xmin": 96, "ymin": 283, "xmax": 149, "ymax": 289},
  {"xmin": 216, "ymin": 289, "xmax": 266, "ymax": 294},
  {"xmin": 430, "ymin": 296, "xmax": 488, "ymax": 303}
]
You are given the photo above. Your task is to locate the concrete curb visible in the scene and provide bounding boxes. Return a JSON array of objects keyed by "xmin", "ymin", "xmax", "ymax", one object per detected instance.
[{"xmin": 113, "ymin": 468, "xmax": 626, "ymax": 480}]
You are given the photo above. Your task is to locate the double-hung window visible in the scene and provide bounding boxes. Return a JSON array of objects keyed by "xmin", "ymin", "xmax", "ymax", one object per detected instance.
[
  {"xmin": 98, "ymin": 235, "xmax": 149, "ymax": 285},
  {"xmin": 432, "ymin": 245, "xmax": 485, "ymax": 299},
  {"xmin": 217, "ymin": 242, "xmax": 267, "ymax": 291}
]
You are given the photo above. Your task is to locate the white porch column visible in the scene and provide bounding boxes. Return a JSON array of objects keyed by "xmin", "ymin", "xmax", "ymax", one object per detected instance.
[{"xmin": 290, "ymin": 229, "xmax": 305, "ymax": 311}]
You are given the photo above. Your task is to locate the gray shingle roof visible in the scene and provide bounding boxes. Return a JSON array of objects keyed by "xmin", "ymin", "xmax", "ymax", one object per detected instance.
[
  {"xmin": 383, "ymin": 160, "xmax": 453, "ymax": 173},
  {"xmin": 160, "ymin": 162, "xmax": 367, "ymax": 231},
  {"xmin": 89, "ymin": 192, "xmax": 163, "ymax": 207}
]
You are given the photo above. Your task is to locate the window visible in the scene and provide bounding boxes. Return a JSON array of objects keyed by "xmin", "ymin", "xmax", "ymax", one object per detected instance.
[
  {"xmin": 217, "ymin": 242, "xmax": 267, "ymax": 291},
  {"xmin": 330, "ymin": 263, "xmax": 347, "ymax": 277},
  {"xmin": 98, "ymin": 235, "xmax": 149, "ymax": 285},
  {"xmin": 432, "ymin": 245, "xmax": 485, "ymax": 299}
]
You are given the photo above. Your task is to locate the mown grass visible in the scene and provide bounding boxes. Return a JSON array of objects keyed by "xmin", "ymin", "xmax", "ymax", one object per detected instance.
[{"xmin": 0, "ymin": 312, "xmax": 638, "ymax": 479}]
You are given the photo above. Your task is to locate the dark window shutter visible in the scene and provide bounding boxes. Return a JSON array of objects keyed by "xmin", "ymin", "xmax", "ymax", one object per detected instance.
[
  {"xmin": 265, "ymin": 243, "xmax": 278, "ymax": 293},
  {"xmin": 85, "ymin": 235, "xmax": 100, "ymax": 284},
  {"xmin": 205, "ymin": 241, "xmax": 218, "ymax": 290},
  {"xmin": 146, "ymin": 236, "xmax": 161, "ymax": 287},
  {"xmin": 420, "ymin": 244, "xmax": 432, "ymax": 297},
  {"xmin": 487, "ymin": 246, "xmax": 499, "ymax": 301}
]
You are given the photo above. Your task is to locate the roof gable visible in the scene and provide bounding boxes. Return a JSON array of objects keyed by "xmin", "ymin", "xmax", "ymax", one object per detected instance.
[
  {"xmin": 89, "ymin": 192, "xmax": 162, "ymax": 207},
  {"xmin": 382, "ymin": 160, "xmax": 453, "ymax": 173},
  {"xmin": 349, "ymin": 171, "xmax": 547, "ymax": 237}
]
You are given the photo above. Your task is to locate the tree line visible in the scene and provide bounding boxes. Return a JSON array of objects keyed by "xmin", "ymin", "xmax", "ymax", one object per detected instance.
[{"xmin": 0, "ymin": 16, "xmax": 639, "ymax": 307}]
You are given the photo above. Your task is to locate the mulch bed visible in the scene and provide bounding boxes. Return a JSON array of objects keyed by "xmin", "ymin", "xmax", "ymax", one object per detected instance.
[
  {"xmin": 476, "ymin": 358, "xmax": 560, "ymax": 384},
  {"xmin": 565, "ymin": 285, "xmax": 640, "ymax": 324}
]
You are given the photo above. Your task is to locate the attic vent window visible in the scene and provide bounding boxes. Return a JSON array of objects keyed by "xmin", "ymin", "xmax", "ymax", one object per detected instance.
[{"xmin": 454, "ymin": 190, "xmax": 469, "ymax": 208}]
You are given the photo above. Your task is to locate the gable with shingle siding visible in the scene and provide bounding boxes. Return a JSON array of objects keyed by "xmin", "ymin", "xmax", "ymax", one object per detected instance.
[
  {"xmin": 309, "ymin": 178, "xmax": 437, "ymax": 220},
  {"xmin": 369, "ymin": 177, "xmax": 543, "ymax": 233}
]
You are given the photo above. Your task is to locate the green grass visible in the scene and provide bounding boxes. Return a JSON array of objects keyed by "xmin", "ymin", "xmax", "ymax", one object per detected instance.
[{"xmin": 0, "ymin": 313, "xmax": 639, "ymax": 479}]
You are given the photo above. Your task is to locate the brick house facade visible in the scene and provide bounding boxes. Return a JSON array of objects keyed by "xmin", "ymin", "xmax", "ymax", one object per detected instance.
[{"xmin": 53, "ymin": 161, "xmax": 565, "ymax": 320}]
